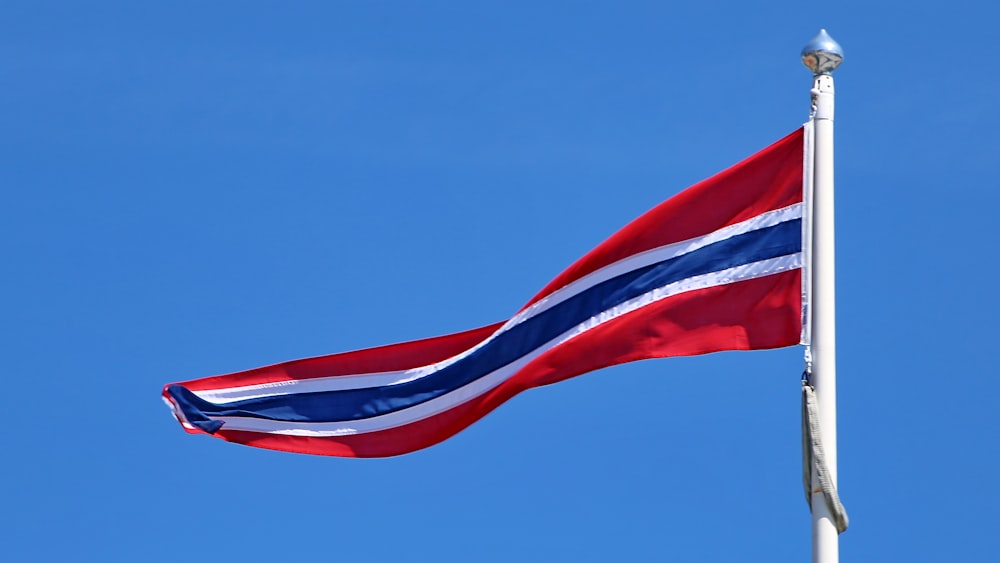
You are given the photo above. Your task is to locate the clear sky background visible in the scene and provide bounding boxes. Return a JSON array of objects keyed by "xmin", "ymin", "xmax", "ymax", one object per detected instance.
[{"xmin": 3, "ymin": 2, "xmax": 996, "ymax": 561}]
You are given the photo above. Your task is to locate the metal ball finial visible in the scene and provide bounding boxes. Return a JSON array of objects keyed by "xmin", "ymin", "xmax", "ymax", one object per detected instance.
[{"xmin": 801, "ymin": 29, "xmax": 843, "ymax": 75}]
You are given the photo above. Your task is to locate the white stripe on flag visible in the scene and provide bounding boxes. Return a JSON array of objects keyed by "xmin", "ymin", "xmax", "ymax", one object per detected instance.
[{"xmin": 193, "ymin": 203, "xmax": 803, "ymax": 405}]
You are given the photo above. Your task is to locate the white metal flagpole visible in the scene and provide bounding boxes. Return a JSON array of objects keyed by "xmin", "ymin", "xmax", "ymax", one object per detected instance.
[{"xmin": 801, "ymin": 29, "xmax": 844, "ymax": 563}]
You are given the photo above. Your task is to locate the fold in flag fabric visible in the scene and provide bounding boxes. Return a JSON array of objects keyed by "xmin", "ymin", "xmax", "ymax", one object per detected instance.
[{"xmin": 163, "ymin": 127, "xmax": 805, "ymax": 457}]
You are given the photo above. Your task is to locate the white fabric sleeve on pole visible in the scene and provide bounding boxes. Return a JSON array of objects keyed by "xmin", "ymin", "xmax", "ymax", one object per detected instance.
[
  {"xmin": 800, "ymin": 120, "xmax": 815, "ymax": 347},
  {"xmin": 802, "ymin": 379, "xmax": 849, "ymax": 533}
]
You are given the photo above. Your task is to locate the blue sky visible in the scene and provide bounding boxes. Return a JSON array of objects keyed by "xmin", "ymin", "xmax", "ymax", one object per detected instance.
[{"xmin": 3, "ymin": 2, "xmax": 996, "ymax": 561}]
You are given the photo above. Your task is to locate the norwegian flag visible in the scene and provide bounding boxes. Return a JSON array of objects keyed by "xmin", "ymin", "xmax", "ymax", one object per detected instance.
[{"xmin": 163, "ymin": 127, "xmax": 805, "ymax": 457}]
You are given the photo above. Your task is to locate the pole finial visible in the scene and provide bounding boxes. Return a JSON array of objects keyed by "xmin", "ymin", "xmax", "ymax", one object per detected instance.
[{"xmin": 801, "ymin": 29, "xmax": 843, "ymax": 75}]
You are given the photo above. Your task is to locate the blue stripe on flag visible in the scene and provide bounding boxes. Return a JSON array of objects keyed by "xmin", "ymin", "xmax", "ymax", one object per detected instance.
[{"xmin": 168, "ymin": 219, "xmax": 801, "ymax": 426}]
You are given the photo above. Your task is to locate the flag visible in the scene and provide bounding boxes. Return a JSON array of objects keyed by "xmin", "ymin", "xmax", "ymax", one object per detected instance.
[{"xmin": 162, "ymin": 127, "xmax": 805, "ymax": 457}]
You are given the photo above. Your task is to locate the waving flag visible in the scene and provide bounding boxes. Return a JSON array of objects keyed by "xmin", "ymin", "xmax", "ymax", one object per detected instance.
[{"xmin": 163, "ymin": 127, "xmax": 805, "ymax": 457}]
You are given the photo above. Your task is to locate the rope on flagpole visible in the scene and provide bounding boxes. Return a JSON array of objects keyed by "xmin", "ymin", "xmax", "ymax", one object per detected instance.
[{"xmin": 802, "ymin": 371, "xmax": 849, "ymax": 533}]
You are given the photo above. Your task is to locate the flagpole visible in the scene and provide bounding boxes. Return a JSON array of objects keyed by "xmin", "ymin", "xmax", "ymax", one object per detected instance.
[{"xmin": 802, "ymin": 29, "xmax": 844, "ymax": 563}]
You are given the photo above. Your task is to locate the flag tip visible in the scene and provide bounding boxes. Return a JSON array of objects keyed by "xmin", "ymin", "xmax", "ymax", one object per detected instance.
[{"xmin": 801, "ymin": 29, "xmax": 843, "ymax": 75}]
